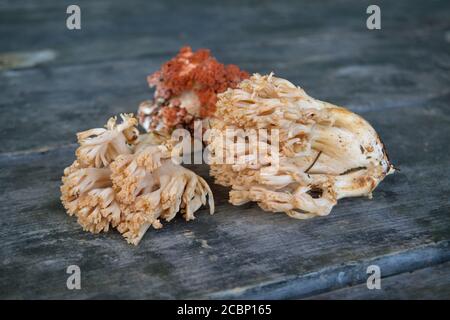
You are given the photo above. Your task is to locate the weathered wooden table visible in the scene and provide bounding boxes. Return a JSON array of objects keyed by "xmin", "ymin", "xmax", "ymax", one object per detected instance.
[{"xmin": 1, "ymin": 0, "xmax": 449, "ymax": 299}]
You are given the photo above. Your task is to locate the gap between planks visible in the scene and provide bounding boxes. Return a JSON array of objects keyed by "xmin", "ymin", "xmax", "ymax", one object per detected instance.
[{"xmin": 208, "ymin": 240, "xmax": 450, "ymax": 299}]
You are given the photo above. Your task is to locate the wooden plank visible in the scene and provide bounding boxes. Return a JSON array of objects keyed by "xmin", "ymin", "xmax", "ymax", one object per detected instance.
[
  {"xmin": 307, "ymin": 261, "xmax": 450, "ymax": 300},
  {"xmin": 0, "ymin": 0, "xmax": 449, "ymax": 154},
  {"xmin": 0, "ymin": 64, "xmax": 449, "ymax": 154},
  {"xmin": 0, "ymin": 102, "xmax": 449, "ymax": 298},
  {"xmin": 1, "ymin": 0, "xmax": 448, "ymax": 70},
  {"xmin": 0, "ymin": 0, "xmax": 449, "ymax": 300},
  {"xmin": 214, "ymin": 242, "xmax": 450, "ymax": 299},
  {"xmin": 2, "ymin": 0, "xmax": 447, "ymax": 155}
]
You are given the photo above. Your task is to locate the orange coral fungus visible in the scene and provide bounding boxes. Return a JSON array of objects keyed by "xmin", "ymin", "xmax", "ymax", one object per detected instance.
[{"xmin": 138, "ymin": 46, "xmax": 249, "ymax": 133}]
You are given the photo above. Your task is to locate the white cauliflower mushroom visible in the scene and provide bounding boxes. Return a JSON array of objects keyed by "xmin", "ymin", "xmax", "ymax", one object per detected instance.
[
  {"xmin": 76, "ymin": 113, "xmax": 139, "ymax": 168},
  {"xmin": 60, "ymin": 161, "xmax": 121, "ymax": 233},
  {"xmin": 110, "ymin": 146, "xmax": 214, "ymax": 245},
  {"xmin": 61, "ymin": 114, "xmax": 214, "ymax": 245},
  {"xmin": 61, "ymin": 71, "xmax": 394, "ymax": 242},
  {"xmin": 207, "ymin": 73, "xmax": 394, "ymax": 219}
]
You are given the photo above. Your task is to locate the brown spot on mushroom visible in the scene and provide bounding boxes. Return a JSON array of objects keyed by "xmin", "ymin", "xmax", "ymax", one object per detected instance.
[
  {"xmin": 307, "ymin": 187, "xmax": 323, "ymax": 199},
  {"xmin": 340, "ymin": 166, "xmax": 367, "ymax": 175}
]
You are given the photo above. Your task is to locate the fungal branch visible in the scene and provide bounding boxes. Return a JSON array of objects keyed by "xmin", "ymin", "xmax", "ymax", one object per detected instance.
[
  {"xmin": 61, "ymin": 114, "xmax": 214, "ymax": 245},
  {"xmin": 138, "ymin": 46, "xmax": 249, "ymax": 134},
  {"xmin": 61, "ymin": 50, "xmax": 395, "ymax": 244},
  {"xmin": 207, "ymin": 73, "xmax": 394, "ymax": 218}
]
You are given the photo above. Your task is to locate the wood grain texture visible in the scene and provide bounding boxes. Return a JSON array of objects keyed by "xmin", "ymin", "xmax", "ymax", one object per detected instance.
[
  {"xmin": 0, "ymin": 0, "xmax": 449, "ymax": 299},
  {"xmin": 0, "ymin": 104, "xmax": 449, "ymax": 299},
  {"xmin": 308, "ymin": 261, "xmax": 450, "ymax": 300},
  {"xmin": 0, "ymin": 0, "xmax": 449, "ymax": 153}
]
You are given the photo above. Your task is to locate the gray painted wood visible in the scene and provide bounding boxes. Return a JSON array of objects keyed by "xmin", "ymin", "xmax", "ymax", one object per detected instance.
[
  {"xmin": 308, "ymin": 261, "xmax": 450, "ymax": 300},
  {"xmin": 0, "ymin": 103, "xmax": 449, "ymax": 299},
  {"xmin": 0, "ymin": 0, "xmax": 449, "ymax": 299},
  {"xmin": 1, "ymin": 0, "xmax": 449, "ymax": 153}
]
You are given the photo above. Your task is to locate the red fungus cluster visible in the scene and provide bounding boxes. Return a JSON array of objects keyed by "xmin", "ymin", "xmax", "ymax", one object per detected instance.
[{"xmin": 139, "ymin": 47, "xmax": 249, "ymax": 133}]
